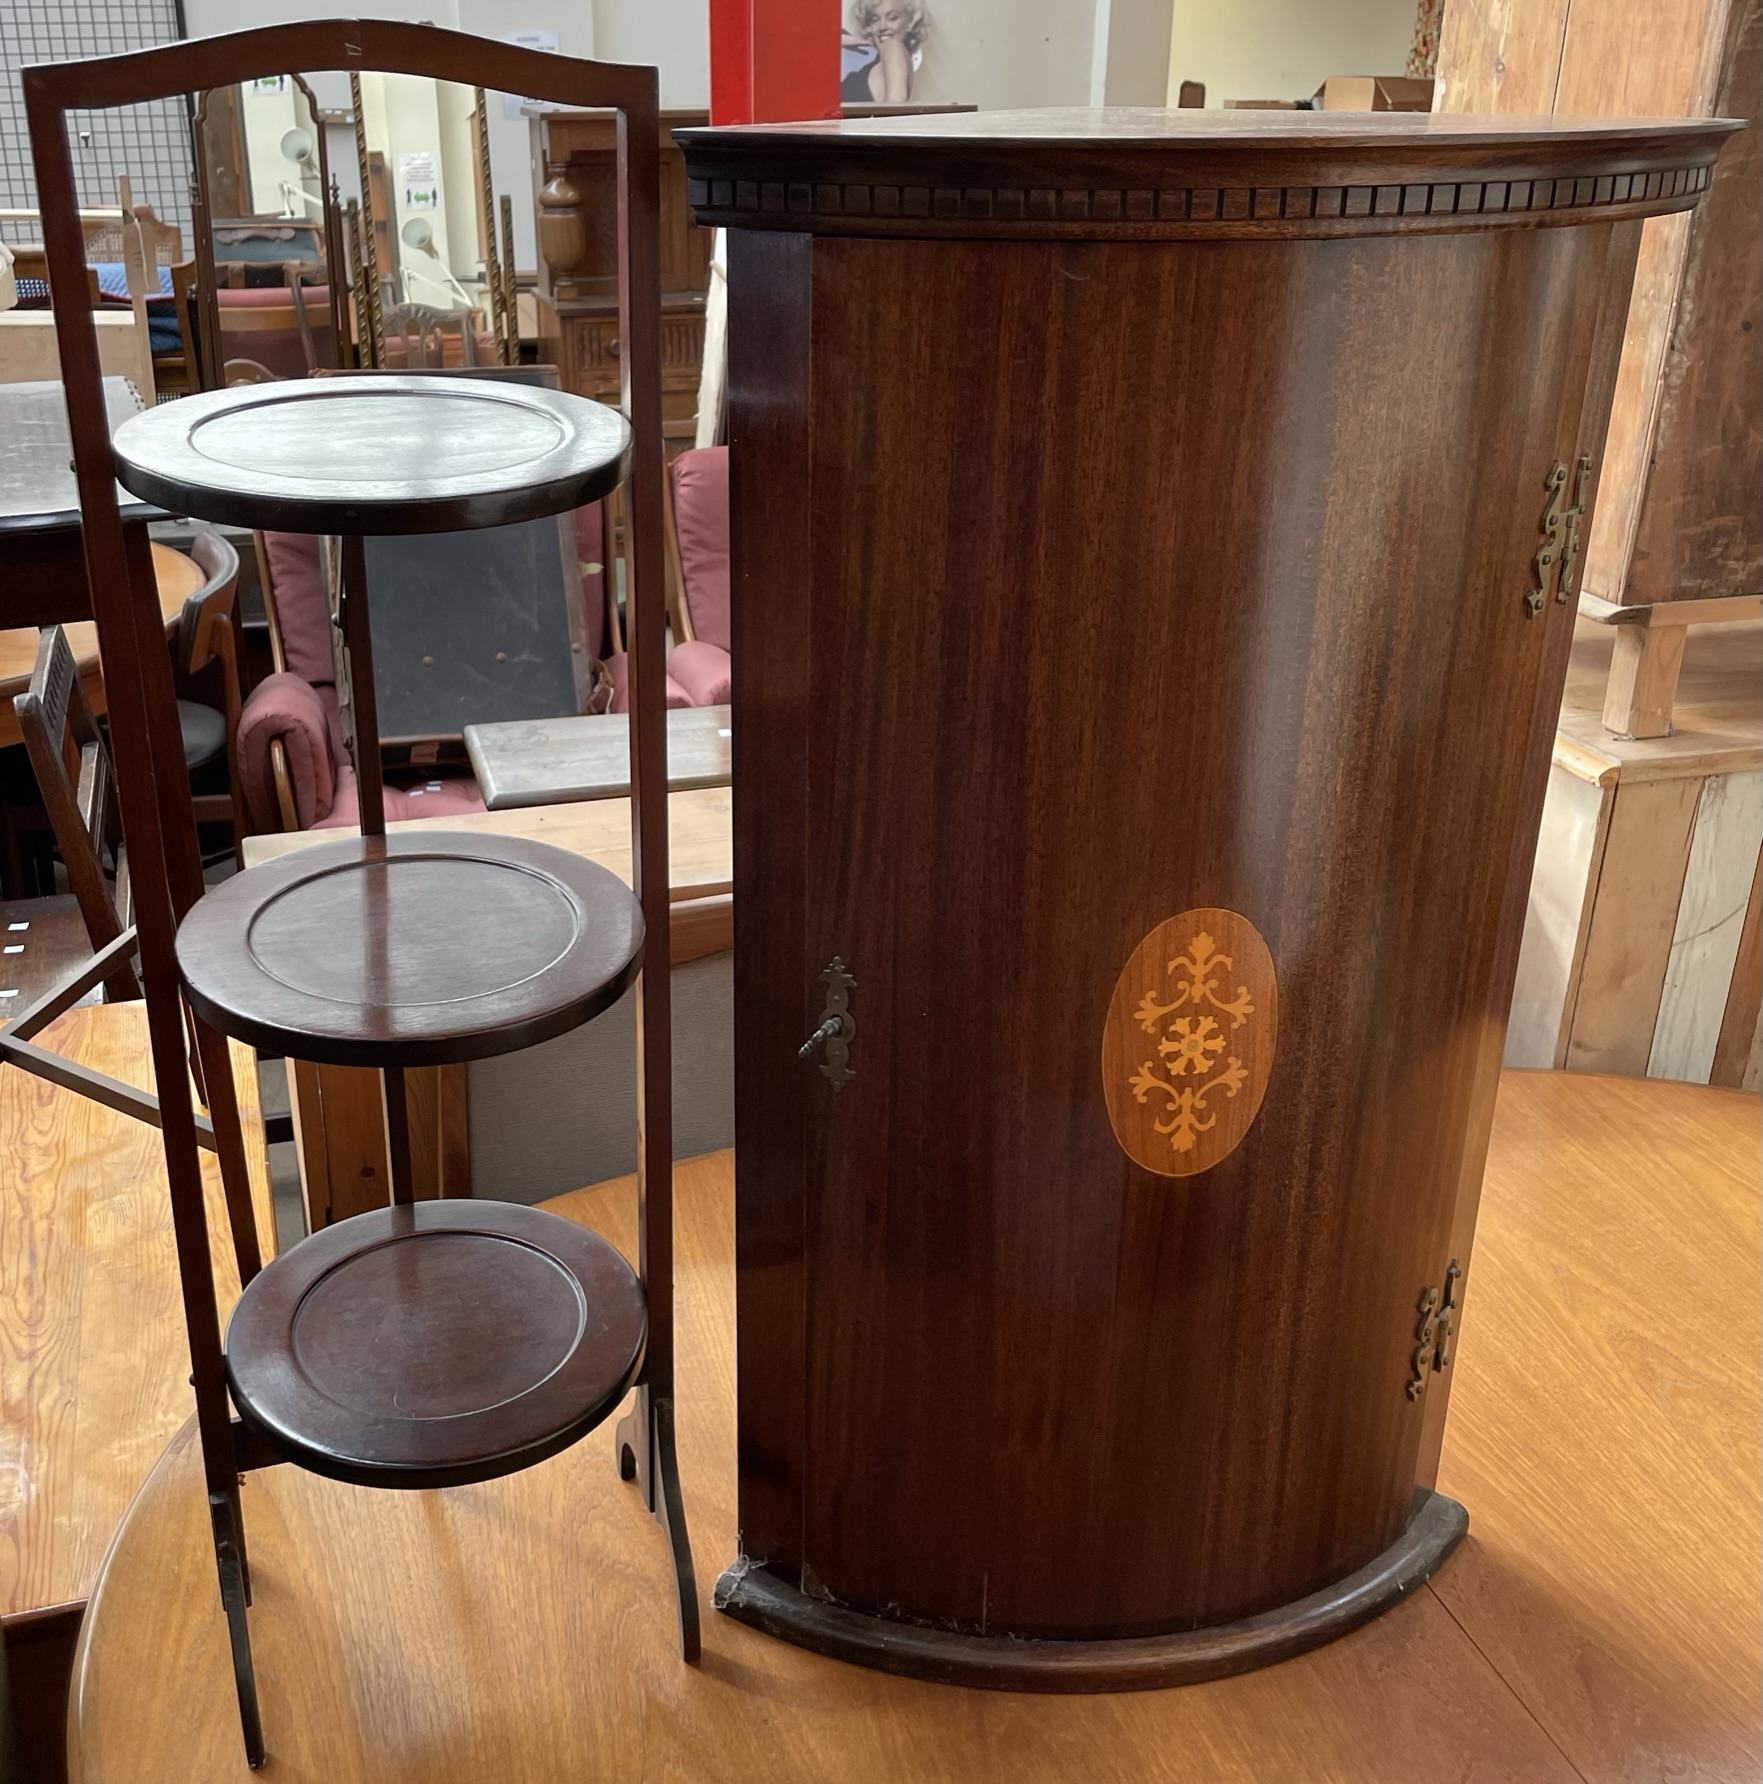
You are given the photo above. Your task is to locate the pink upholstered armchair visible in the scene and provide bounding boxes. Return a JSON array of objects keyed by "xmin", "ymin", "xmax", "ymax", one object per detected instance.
[
  {"xmin": 236, "ymin": 532, "xmax": 487, "ymax": 831},
  {"xmin": 661, "ymin": 447, "xmax": 732, "ymax": 707}
]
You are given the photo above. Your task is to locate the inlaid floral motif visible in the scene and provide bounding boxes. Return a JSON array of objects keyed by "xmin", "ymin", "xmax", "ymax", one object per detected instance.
[
  {"xmin": 1126, "ymin": 932, "xmax": 1258, "ymax": 1155},
  {"xmin": 1101, "ymin": 909, "xmax": 1278, "ymax": 1178}
]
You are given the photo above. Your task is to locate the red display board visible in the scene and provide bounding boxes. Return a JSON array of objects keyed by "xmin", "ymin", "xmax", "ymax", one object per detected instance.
[{"xmin": 710, "ymin": 0, "xmax": 839, "ymax": 125}]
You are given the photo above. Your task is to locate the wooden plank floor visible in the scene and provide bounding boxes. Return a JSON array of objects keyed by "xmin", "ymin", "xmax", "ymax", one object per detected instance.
[{"xmin": 64, "ymin": 1072, "xmax": 1760, "ymax": 1783}]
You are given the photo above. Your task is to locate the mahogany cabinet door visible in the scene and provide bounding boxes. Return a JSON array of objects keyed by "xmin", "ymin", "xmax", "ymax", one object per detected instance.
[{"xmin": 731, "ymin": 218, "xmax": 1631, "ymax": 1638}]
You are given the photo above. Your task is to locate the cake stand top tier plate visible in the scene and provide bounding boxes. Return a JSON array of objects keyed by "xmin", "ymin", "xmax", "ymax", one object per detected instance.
[{"xmin": 109, "ymin": 375, "xmax": 631, "ymax": 536}]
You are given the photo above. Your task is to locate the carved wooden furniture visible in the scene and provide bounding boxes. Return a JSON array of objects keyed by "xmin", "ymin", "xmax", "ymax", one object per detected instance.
[
  {"xmin": 676, "ymin": 108, "xmax": 1735, "ymax": 1685},
  {"xmin": 27, "ymin": 23, "xmax": 695, "ymax": 1769},
  {"xmin": 533, "ymin": 109, "xmax": 715, "ymax": 451},
  {"xmin": 466, "ymin": 703, "xmax": 733, "ymax": 809}
]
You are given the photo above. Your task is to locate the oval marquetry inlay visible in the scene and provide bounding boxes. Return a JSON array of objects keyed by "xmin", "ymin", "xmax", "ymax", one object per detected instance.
[{"xmin": 1101, "ymin": 908, "xmax": 1278, "ymax": 1179}]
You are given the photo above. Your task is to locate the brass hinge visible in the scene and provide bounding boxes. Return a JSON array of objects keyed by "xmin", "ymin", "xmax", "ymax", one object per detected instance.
[
  {"xmin": 1524, "ymin": 456, "xmax": 1593, "ymax": 618},
  {"xmin": 1406, "ymin": 1259, "xmax": 1462, "ymax": 1401}
]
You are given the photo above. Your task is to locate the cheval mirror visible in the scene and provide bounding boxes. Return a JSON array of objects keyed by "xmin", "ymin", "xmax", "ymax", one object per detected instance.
[{"xmin": 24, "ymin": 21, "xmax": 692, "ymax": 1769}]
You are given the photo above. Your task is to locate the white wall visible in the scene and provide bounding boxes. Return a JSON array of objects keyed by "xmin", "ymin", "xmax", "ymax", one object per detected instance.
[
  {"xmin": 593, "ymin": 0, "xmax": 710, "ymax": 108},
  {"xmin": 907, "ymin": 0, "xmax": 1100, "ymax": 109},
  {"xmin": 1166, "ymin": 0, "xmax": 1419, "ymax": 108}
]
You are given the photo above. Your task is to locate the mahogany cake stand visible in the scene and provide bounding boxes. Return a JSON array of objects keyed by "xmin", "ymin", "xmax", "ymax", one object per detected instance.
[{"xmin": 110, "ymin": 374, "xmax": 648, "ymax": 1493}]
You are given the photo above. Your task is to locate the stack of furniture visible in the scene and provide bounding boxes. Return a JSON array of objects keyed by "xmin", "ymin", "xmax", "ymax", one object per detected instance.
[
  {"xmin": 1443, "ymin": 0, "xmax": 1762, "ymax": 1088},
  {"xmin": 26, "ymin": 22, "xmax": 696, "ymax": 1767}
]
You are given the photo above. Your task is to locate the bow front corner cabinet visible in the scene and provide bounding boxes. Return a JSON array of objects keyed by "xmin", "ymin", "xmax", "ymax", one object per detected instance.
[{"xmin": 679, "ymin": 109, "xmax": 1736, "ymax": 1688}]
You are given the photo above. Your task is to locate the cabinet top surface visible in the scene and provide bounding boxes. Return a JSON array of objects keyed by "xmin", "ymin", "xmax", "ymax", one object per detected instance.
[
  {"xmin": 680, "ymin": 107, "xmax": 1735, "ymax": 239},
  {"xmin": 679, "ymin": 107, "xmax": 1732, "ymax": 151}
]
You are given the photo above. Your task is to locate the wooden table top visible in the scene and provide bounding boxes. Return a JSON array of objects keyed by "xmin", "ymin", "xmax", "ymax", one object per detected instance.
[
  {"xmin": 465, "ymin": 703, "xmax": 733, "ymax": 809},
  {"xmin": 0, "ymin": 1006, "xmax": 273, "ymax": 1624},
  {"xmin": 241, "ymin": 785, "xmax": 734, "ymax": 902},
  {"xmin": 0, "ymin": 377, "xmax": 154, "ymax": 534},
  {"xmin": 63, "ymin": 1070, "xmax": 1761, "ymax": 1783},
  {"xmin": 0, "ymin": 542, "xmax": 200, "ymax": 751}
]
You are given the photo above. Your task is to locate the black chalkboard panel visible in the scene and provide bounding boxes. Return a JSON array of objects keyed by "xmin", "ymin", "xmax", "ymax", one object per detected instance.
[{"xmin": 363, "ymin": 511, "xmax": 592, "ymax": 747}]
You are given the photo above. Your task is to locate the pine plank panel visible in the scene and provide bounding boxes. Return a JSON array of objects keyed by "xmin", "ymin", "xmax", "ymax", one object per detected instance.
[
  {"xmin": 1563, "ymin": 775, "xmax": 1702, "ymax": 1072},
  {"xmin": 1648, "ymin": 770, "xmax": 1763, "ymax": 1080},
  {"xmin": 1505, "ymin": 764, "xmax": 1612, "ymax": 1068},
  {"xmin": 1434, "ymin": 1070, "xmax": 1761, "ymax": 1784},
  {"xmin": 1425, "ymin": 0, "xmax": 1572, "ymax": 114},
  {"xmin": 0, "ymin": 1006, "xmax": 272, "ymax": 1623},
  {"xmin": 1711, "ymin": 850, "xmax": 1763, "ymax": 1085}
]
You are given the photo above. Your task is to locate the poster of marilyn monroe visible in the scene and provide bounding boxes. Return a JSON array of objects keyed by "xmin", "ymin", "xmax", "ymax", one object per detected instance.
[{"xmin": 841, "ymin": 0, "xmax": 928, "ymax": 103}]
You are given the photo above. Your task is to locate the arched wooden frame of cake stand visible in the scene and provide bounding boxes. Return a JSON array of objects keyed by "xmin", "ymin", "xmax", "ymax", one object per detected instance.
[{"xmin": 25, "ymin": 21, "xmax": 692, "ymax": 1767}]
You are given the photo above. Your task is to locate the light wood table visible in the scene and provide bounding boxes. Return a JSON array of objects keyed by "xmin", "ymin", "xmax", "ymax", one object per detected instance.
[
  {"xmin": 0, "ymin": 541, "xmax": 199, "ymax": 750},
  {"xmin": 63, "ymin": 1071, "xmax": 1762, "ymax": 1783},
  {"xmin": 464, "ymin": 703, "xmax": 732, "ymax": 809},
  {"xmin": 243, "ymin": 789, "xmax": 734, "ymax": 1219},
  {"xmin": 0, "ymin": 1005, "xmax": 272, "ymax": 1783}
]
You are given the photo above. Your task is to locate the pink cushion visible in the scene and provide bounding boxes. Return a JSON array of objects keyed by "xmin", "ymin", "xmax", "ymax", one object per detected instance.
[
  {"xmin": 607, "ymin": 651, "xmax": 693, "ymax": 713},
  {"xmin": 317, "ymin": 772, "xmax": 486, "ymax": 830},
  {"xmin": 237, "ymin": 672, "xmax": 334, "ymax": 830},
  {"xmin": 262, "ymin": 532, "xmax": 334, "ymax": 686},
  {"xmin": 665, "ymin": 639, "xmax": 732, "ymax": 708},
  {"xmin": 671, "ymin": 448, "xmax": 730, "ymax": 651}
]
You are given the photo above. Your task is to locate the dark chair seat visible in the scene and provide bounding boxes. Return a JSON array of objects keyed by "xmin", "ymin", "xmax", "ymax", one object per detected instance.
[
  {"xmin": 225, "ymin": 1199, "xmax": 647, "ymax": 1489},
  {"xmin": 178, "ymin": 697, "xmax": 228, "ymax": 773}
]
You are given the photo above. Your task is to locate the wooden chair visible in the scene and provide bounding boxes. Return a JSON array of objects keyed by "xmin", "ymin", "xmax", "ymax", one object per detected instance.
[
  {"xmin": 13, "ymin": 626, "xmax": 135, "ymax": 1002},
  {"xmin": 9, "ymin": 246, "xmax": 101, "ymax": 307},
  {"xmin": 26, "ymin": 28, "xmax": 691, "ymax": 1767},
  {"xmin": 175, "ymin": 527, "xmax": 249, "ymax": 855},
  {"xmin": 381, "ymin": 301, "xmax": 482, "ymax": 368}
]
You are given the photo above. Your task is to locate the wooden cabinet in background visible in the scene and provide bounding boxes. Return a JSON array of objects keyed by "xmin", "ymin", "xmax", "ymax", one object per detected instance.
[{"xmin": 530, "ymin": 108, "xmax": 713, "ymax": 451}]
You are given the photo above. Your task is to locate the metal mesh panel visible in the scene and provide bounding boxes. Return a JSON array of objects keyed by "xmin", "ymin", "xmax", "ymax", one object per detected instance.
[{"xmin": 0, "ymin": 0, "xmax": 192, "ymax": 248}]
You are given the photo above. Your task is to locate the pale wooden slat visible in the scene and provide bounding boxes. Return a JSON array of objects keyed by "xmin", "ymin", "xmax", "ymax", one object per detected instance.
[
  {"xmin": 1506, "ymin": 764, "xmax": 1612, "ymax": 1070},
  {"xmin": 1711, "ymin": 850, "xmax": 1763, "ymax": 1087},
  {"xmin": 1648, "ymin": 769, "xmax": 1763, "ymax": 1081},
  {"xmin": 1563, "ymin": 775, "xmax": 1702, "ymax": 1073}
]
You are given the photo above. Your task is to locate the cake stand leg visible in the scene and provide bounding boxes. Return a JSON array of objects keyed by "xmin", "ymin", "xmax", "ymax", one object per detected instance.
[
  {"xmin": 188, "ymin": 1010, "xmax": 265, "ymax": 1283},
  {"xmin": 617, "ymin": 1383, "xmax": 701, "ymax": 1661},
  {"xmin": 381, "ymin": 1065, "xmax": 416, "ymax": 1205},
  {"xmin": 208, "ymin": 1487, "xmax": 265, "ymax": 1768}
]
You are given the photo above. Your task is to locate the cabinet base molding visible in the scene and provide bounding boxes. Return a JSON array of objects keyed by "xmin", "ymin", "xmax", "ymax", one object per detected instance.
[{"xmin": 714, "ymin": 1491, "xmax": 1468, "ymax": 1692}]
